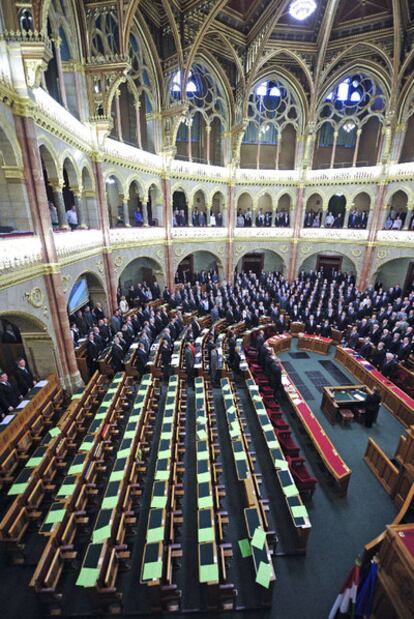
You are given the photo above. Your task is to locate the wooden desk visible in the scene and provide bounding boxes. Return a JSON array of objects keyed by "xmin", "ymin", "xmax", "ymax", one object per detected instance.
[
  {"xmin": 281, "ymin": 371, "xmax": 352, "ymax": 495},
  {"xmin": 321, "ymin": 385, "xmax": 370, "ymax": 425},
  {"xmin": 297, "ymin": 334, "xmax": 332, "ymax": 355},
  {"xmin": 335, "ymin": 347, "xmax": 414, "ymax": 427},
  {"xmin": 267, "ymin": 333, "xmax": 292, "ymax": 355},
  {"xmin": 0, "ymin": 375, "xmax": 61, "ymax": 458}
]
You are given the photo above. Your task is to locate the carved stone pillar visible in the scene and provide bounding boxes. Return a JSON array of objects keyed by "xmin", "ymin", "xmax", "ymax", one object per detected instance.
[
  {"xmin": 114, "ymin": 89, "xmax": 123, "ymax": 142},
  {"xmin": 330, "ymin": 130, "xmax": 338, "ymax": 169},
  {"xmin": 14, "ymin": 114, "xmax": 82, "ymax": 390},
  {"xmin": 73, "ymin": 189, "xmax": 86, "ymax": 228},
  {"xmin": 141, "ymin": 196, "xmax": 149, "ymax": 226},
  {"xmin": 94, "ymin": 160, "xmax": 118, "ymax": 312},
  {"xmin": 288, "ymin": 184, "xmax": 305, "ymax": 282},
  {"xmin": 188, "ymin": 118, "xmax": 193, "ymax": 162},
  {"xmin": 122, "ymin": 198, "xmax": 130, "ymax": 227},
  {"xmin": 358, "ymin": 182, "xmax": 387, "ymax": 289},
  {"xmin": 390, "ymin": 123, "xmax": 407, "ymax": 163},
  {"xmin": 403, "ymin": 205, "xmax": 412, "ymax": 230},
  {"xmin": 52, "ymin": 183, "xmax": 69, "ymax": 229},
  {"xmin": 302, "ymin": 122, "xmax": 317, "ymax": 169},
  {"xmin": 52, "ymin": 37, "xmax": 68, "ymax": 109},
  {"xmin": 161, "ymin": 176, "xmax": 174, "ymax": 289},
  {"xmin": 353, "ymin": 129, "xmax": 362, "ymax": 167},
  {"xmin": 206, "ymin": 124, "xmax": 211, "ymax": 166},
  {"xmin": 135, "ymin": 101, "xmax": 142, "ymax": 149},
  {"xmin": 226, "ymin": 182, "xmax": 236, "ymax": 281}
]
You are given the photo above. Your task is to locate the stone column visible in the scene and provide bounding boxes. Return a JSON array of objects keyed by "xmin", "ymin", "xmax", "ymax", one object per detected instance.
[
  {"xmin": 206, "ymin": 203, "xmax": 211, "ymax": 226},
  {"xmin": 390, "ymin": 123, "xmax": 407, "ymax": 163},
  {"xmin": 187, "ymin": 203, "xmax": 193, "ymax": 227},
  {"xmin": 226, "ymin": 182, "xmax": 236, "ymax": 281},
  {"xmin": 188, "ymin": 119, "xmax": 193, "ymax": 162},
  {"xmin": 206, "ymin": 124, "xmax": 211, "ymax": 165},
  {"xmin": 330, "ymin": 130, "xmax": 338, "ymax": 169},
  {"xmin": 53, "ymin": 37, "xmax": 68, "ymax": 109},
  {"xmin": 344, "ymin": 207, "xmax": 352, "ymax": 228},
  {"xmin": 14, "ymin": 114, "xmax": 82, "ymax": 390},
  {"xmin": 288, "ymin": 184, "xmax": 305, "ymax": 282},
  {"xmin": 135, "ymin": 101, "xmax": 142, "ymax": 149},
  {"xmin": 161, "ymin": 175, "xmax": 174, "ymax": 289},
  {"xmin": 358, "ymin": 181, "xmax": 387, "ymax": 289},
  {"xmin": 73, "ymin": 188, "xmax": 86, "ymax": 228},
  {"xmin": 94, "ymin": 160, "xmax": 118, "ymax": 312},
  {"xmin": 275, "ymin": 134, "xmax": 281, "ymax": 170},
  {"xmin": 141, "ymin": 196, "xmax": 149, "ymax": 226},
  {"xmin": 115, "ymin": 89, "xmax": 123, "ymax": 142},
  {"xmin": 51, "ymin": 182, "xmax": 69, "ymax": 229},
  {"xmin": 403, "ymin": 205, "xmax": 412, "ymax": 230},
  {"xmin": 352, "ymin": 129, "xmax": 362, "ymax": 167},
  {"xmin": 122, "ymin": 198, "xmax": 130, "ymax": 227}
]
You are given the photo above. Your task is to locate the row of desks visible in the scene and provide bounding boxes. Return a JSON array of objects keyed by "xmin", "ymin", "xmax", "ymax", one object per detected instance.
[
  {"xmin": 280, "ymin": 368, "xmax": 352, "ymax": 495},
  {"xmin": 335, "ymin": 347, "xmax": 414, "ymax": 428},
  {"xmin": 220, "ymin": 377, "xmax": 276, "ymax": 594},
  {"xmin": 244, "ymin": 378, "xmax": 311, "ymax": 552}
]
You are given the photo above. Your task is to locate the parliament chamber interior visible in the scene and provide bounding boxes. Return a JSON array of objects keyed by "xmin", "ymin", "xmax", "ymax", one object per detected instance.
[{"xmin": 1, "ymin": 1, "xmax": 414, "ymax": 618}]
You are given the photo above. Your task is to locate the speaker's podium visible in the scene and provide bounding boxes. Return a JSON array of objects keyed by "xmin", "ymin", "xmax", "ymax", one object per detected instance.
[{"xmin": 371, "ymin": 523, "xmax": 414, "ymax": 619}]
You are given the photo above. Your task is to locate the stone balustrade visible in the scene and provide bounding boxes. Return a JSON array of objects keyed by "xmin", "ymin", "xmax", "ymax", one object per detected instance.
[
  {"xmin": 234, "ymin": 227, "xmax": 293, "ymax": 239},
  {"xmin": 109, "ymin": 227, "xmax": 166, "ymax": 245},
  {"xmin": 300, "ymin": 228, "xmax": 369, "ymax": 241},
  {"xmin": 0, "ymin": 235, "xmax": 42, "ymax": 273},
  {"xmin": 171, "ymin": 227, "xmax": 228, "ymax": 239},
  {"xmin": 54, "ymin": 229, "xmax": 104, "ymax": 259},
  {"xmin": 376, "ymin": 230, "xmax": 414, "ymax": 244}
]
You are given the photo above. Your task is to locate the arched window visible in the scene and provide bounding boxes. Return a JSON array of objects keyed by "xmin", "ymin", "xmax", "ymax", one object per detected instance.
[
  {"xmin": 91, "ymin": 10, "xmax": 119, "ymax": 56},
  {"xmin": 315, "ymin": 74, "xmax": 386, "ymax": 169},
  {"xmin": 241, "ymin": 78, "xmax": 300, "ymax": 170},
  {"xmin": 172, "ymin": 64, "xmax": 228, "ymax": 166}
]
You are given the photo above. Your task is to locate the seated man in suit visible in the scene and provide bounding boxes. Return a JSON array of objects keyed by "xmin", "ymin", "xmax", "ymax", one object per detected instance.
[
  {"xmin": 15, "ymin": 358, "xmax": 36, "ymax": 396},
  {"xmin": 0, "ymin": 371, "xmax": 22, "ymax": 411}
]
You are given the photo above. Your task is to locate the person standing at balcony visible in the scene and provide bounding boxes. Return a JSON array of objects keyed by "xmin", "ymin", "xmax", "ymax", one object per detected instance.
[
  {"xmin": 199, "ymin": 210, "xmax": 207, "ymax": 226},
  {"xmin": 236, "ymin": 210, "xmax": 244, "ymax": 227},
  {"xmin": 392, "ymin": 215, "xmax": 403, "ymax": 230},
  {"xmin": 244, "ymin": 209, "xmax": 252, "ymax": 227},
  {"xmin": 210, "ymin": 211, "xmax": 216, "ymax": 227},
  {"xmin": 67, "ymin": 205, "xmax": 79, "ymax": 230},
  {"xmin": 325, "ymin": 211, "xmax": 335, "ymax": 227},
  {"xmin": 265, "ymin": 211, "xmax": 272, "ymax": 226},
  {"xmin": 256, "ymin": 209, "xmax": 265, "ymax": 227},
  {"xmin": 49, "ymin": 201, "xmax": 59, "ymax": 229}
]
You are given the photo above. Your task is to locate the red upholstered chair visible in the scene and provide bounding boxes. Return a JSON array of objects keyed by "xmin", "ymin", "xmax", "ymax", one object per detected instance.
[
  {"xmin": 267, "ymin": 411, "xmax": 283, "ymax": 425},
  {"xmin": 276, "ymin": 430, "xmax": 300, "ymax": 457},
  {"xmin": 271, "ymin": 418, "xmax": 289, "ymax": 431},
  {"xmin": 287, "ymin": 456, "xmax": 318, "ymax": 496}
]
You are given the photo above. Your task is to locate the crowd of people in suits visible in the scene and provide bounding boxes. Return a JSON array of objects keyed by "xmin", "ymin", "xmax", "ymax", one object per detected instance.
[
  {"xmin": 172, "ymin": 208, "xmax": 224, "ymax": 228},
  {"xmin": 383, "ymin": 208, "xmax": 413, "ymax": 231},
  {"xmin": 0, "ymin": 358, "xmax": 37, "ymax": 417},
  {"xmin": 166, "ymin": 268, "xmax": 413, "ymax": 387},
  {"xmin": 236, "ymin": 209, "xmax": 290, "ymax": 227}
]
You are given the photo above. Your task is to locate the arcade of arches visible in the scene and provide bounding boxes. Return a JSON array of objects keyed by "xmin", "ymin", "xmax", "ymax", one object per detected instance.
[{"xmin": 1, "ymin": 2, "xmax": 414, "ymax": 618}]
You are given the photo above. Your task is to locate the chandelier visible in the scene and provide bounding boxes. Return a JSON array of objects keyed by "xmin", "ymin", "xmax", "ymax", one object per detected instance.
[{"xmin": 289, "ymin": 0, "xmax": 317, "ymax": 21}]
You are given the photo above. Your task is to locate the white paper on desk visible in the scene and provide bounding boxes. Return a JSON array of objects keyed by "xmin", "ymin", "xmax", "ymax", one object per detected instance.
[
  {"xmin": 130, "ymin": 343, "xmax": 139, "ymax": 350},
  {"xmin": 0, "ymin": 414, "xmax": 15, "ymax": 425},
  {"xmin": 354, "ymin": 393, "xmax": 365, "ymax": 401},
  {"xmin": 36, "ymin": 380, "xmax": 48, "ymax": 387},
  {"xmin": 16, "ymin": 400, "xmax": 30, "ymax": 409}
]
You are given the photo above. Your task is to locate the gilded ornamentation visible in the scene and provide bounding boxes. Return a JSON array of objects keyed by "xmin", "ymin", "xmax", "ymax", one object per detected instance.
[
  {"xmin": 61, "ymin": 275, "xmax": 72, "ymax": 294},
  {"xmin": 24, "ymin": 286, "xmax": 44, "ymax": 308},
  {"xmin": 174, "ymin": 247, "xmax": 185, "ymax": 257},
  {"xmin": 351, "ymin": 249, "xmax": 362, "ymax": 258},
  {"xmin": 96, "ymin": 260, "xmax": 105, "ymax": 274}
]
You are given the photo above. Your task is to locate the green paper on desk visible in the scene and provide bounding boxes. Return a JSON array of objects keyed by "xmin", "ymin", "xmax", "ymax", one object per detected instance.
[
  {"xmin": 102, "ymin": 495, "xmax": 118, "ymax": 509},
  {"xmin": 238, "ymin": 538, "xmax": 252, "ymax": 558},
  {"xmin": 161, "ymin": 431, "xmax": 173, "ymax": 440},
  {"xmin": 94, "ymin": 412, "xmax": 106, "ymax": 420},
  {"xmin": 164, "ymin": 402, "xmax": 175, "ymax": 411},
  {"xmin": 116, "ymin": 448, "xmax": 130, "ymax": 459},
  {"xmin": 275, "ymin": 459, "xmax": 289, "ymax": 471},
  {"xmin": 129, "ymin": 414, "xmax": 140, "ymax": 423},
  {"xmin": 107, "ymin": 388, "xmax": 117, "ymax": 394},
  {"xmin": 151, "ymin": 495, "xmax": 167, "ymax": 509},
  {"xmin": 71, "ymin": 392, "xmax": 83, "ymax": 400},
  {"xmin": 197, "ymin": 471, "xmax": 211, "ymax": 483},
  {"xmin": 262, "ymin": 423, "xmax": 273, "ymax": 433},
  {"xmin": 199, "ymin": 563, "xmax": 219, "ymax": 584},
  {"xmin": 196, "ymin": 450, "xmax": 209, "ymax": 461},
  {"xmin": 8, "ymin": 482, "xmax": 28, "ymax": 496},
  {"xmin": 93, "ymin": 524, "xmax": 111, "ymax": 543},
  {"xmin": 45, "ymin": 508, "xmax": 66, "ymax": 524},
  {"xmin": 198, "ymin": 526, "xmax": 215, "ymax": 543},
  {"xmin": 68, "ymin": 463, "xmax": 84, "ymax": 475},
  {"xmin": 124, "ymin": 430, "xmax": 135, "ymax": 439},
  {"xmin": 147, "ymin": 526, "xmax": 164, "ymax": 544},
  {"xmin": 267, "ymin": 440, "xmax": 280, "ymax": 449},
  {"xmin": 57, "ymin": 483, "xmax": 76, "ymax": 496},
  {"xmin": 79, "ymin": 440, "xmax": 94, "ymax": 452},
  {"xmin": 198, "ymin": 495, "xmax": 213, "ymax": 509},
  {"xmin": 155, "ymin": 470, "xmax": 170, "ymax": 481},
  {"xmin": 100, "ymin": 401, "xmax": 111, "ymax": 409},
  {"xmin": 283, "ymin": 484, "xmax": 298, "ymax": 498},
  {"xmin": 143, "ymin": 560, "xmax": 163, "ymax": 581},
  {"xmin": 251, "ymin": 527, "xmax": 266, "ymax": 550},
  {"xmin": 256, "ymin": 561, "xmax": 272, "ymax": 589},
  {"xmin": 109, "ymin": 470, "xmax": 124, "ymax": 482},
  {"xmin": 227, "ymin": 405, "xmax": 236, "ymax": 415},
  {"xmin": 234, "ymin": 450, "xmax": 246, "ymax": 461},
  {"xmin": 158, "ymin": 449, "xmax": 170, "ymax": 460},
  {"xmin": 49, "ymin": 427, "xmax": 61, "ymax": 437},
  {"xmin": 26, "ymin": 456, "xmax": 43, "ymax": 468},
  {"xmin": 197, "ymin": 429, "xmax": 207, "ymax": 441},
  {"xmin": 292, "ymin": 505, "xmax": 308, "ymax": 519},
  {"xmin": 76, "ymin": 567, "xmax": 99, "ymax": 588}
]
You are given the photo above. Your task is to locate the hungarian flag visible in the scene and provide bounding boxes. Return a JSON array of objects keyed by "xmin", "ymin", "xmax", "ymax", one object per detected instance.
[{"xmin": 328, "ymin": 560, "xmax": 361, "ymax": 619}]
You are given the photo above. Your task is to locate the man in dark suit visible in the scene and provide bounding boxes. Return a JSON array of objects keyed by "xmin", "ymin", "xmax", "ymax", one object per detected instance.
[
  {"xmin": 372, "ymin": 342, "xmax": 386, "ymax": 369},
  {"xmin": 136, "ymin": 343, "xmax": 148, "ymax": 376},
  {"xmin": 15, "ymin": 358, "xmax": 36, "ymax": 396},
  {"xmin": 185, "ymin": 342, "xmax": 195, "ymax": 386},
  {"xmin": 381, "ymin": 353, "xmax": 397, "ymax": 379},
  {"xmin": 111, "ymin": 336, "xmax": 125, "ymax": 372},
  {"xmin": 360, "ymin": 337, "xmax": 373, "ymax": 360},
  {"xmin": 364, "ymin": 387, "xmax": 381, "ymax": 427},
  {"xmin": 305, "ymin": 314, "xmax": 317, "ymax": 335},
  {"xmin": 0, "ymin": 371, "xmax": 22, "ymax": 410}
]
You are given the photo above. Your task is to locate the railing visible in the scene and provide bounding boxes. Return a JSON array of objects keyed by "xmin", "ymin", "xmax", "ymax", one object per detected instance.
[
  {"xmin": 171, "ymin": 226, "xmax": 228, "ymax": 239},
  {"xmin": 234, "ymin": 227, "xmax": 293, "ymax": 239},
  {"xmin": 54, "ymin": 229, "xmax": 104, "ymax": 260},
  {"xmin": 364, "ymin": 437, "xmax": 399, "ymax": 496},
  {"xmin": 300, "ymin": 228, "xmax": 369, "ymax": 241},
  {"xmin": 376, "ymin": 230, "xmax": 414, "ymax": 243},
  {"xmin": 33, "ymin": 88, "xmax": 92, "ymax": 147},
  {"xmin": 109, "ymin": 227, "xmax": 165, "ymax": 245},
  {"xmin": 0, "ymin": 235, "xmax": 42, "ymax": 273}
]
